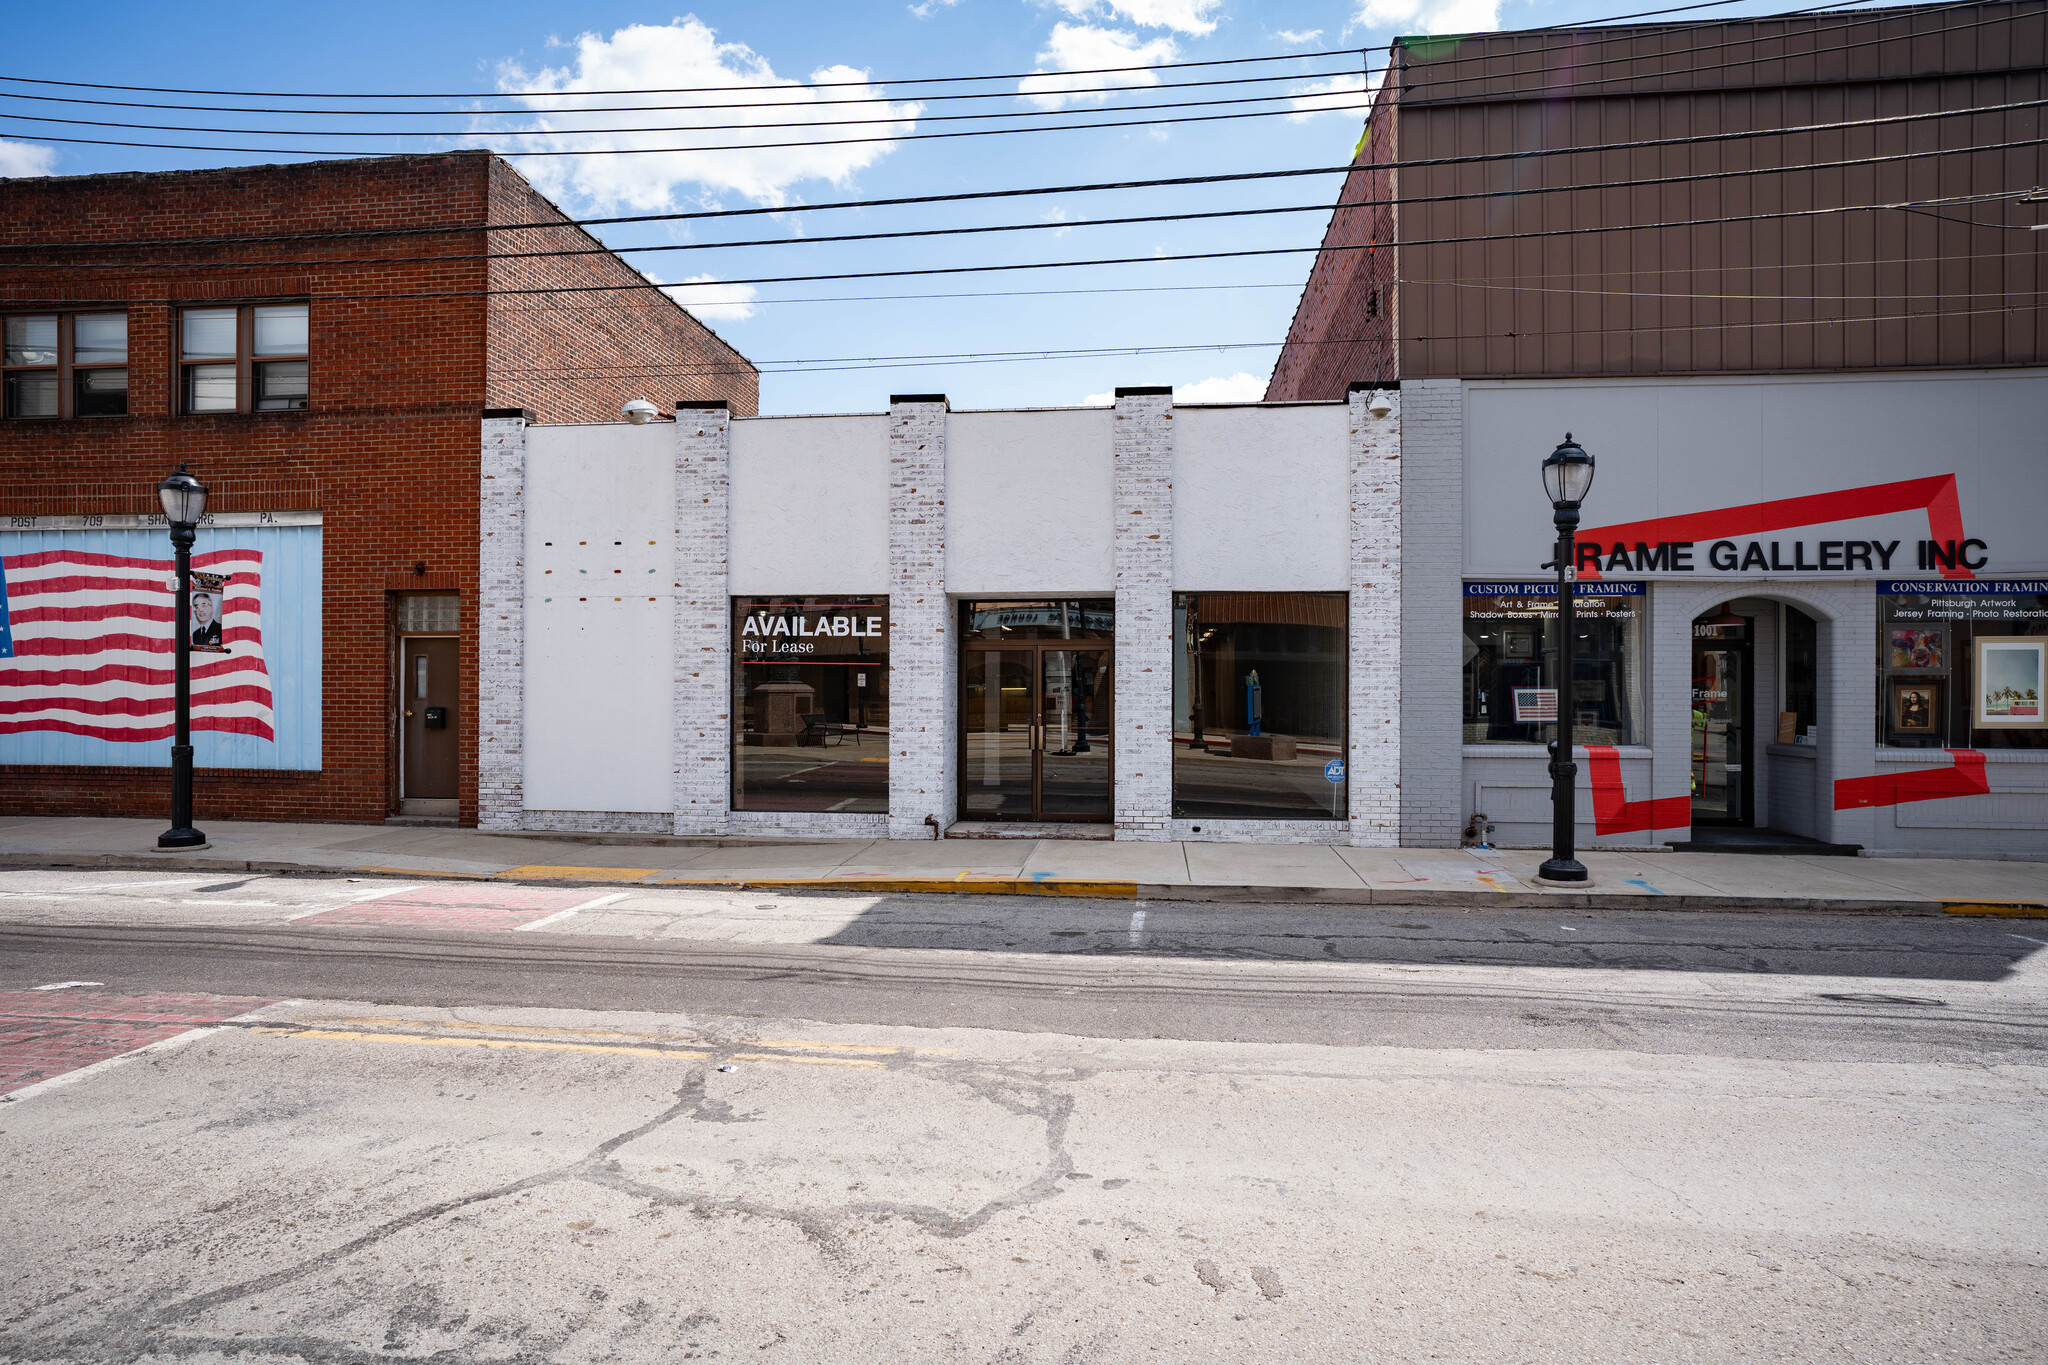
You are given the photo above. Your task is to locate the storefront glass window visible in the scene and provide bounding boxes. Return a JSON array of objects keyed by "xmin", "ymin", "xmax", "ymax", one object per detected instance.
[
  {"xmin": 1878, "ymin": 580, "xmax": 2047, "ymax": 750},
  {"xmin": 732, "ymin": 597, "xmax": 889, "ymax": 811},
  {"xmin": 1783, "ymin": 605, "xmax": 1819, "ymax": 740},
  {"xmin": 1171, "ymin": 592, "xmax": 1346, "ymax": 820},
  {"xmin": 1462, "ymin": 581, "xmax": 1644, "ymax": 746}
]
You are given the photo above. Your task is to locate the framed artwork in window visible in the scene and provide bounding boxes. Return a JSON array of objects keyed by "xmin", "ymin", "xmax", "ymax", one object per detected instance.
[
  {"xmin": 1889, "ymin": 681, "xmax": 1940, "ymax": 735},
  {"xmin": 1973, "ymin": 637, "xmax": 2046, "ymax": 728}
]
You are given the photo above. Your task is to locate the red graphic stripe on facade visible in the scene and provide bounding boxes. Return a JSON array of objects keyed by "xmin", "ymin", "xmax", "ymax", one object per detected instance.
[
  {"xmin": 1577, "ymin": 474, "xmax": 1973, "ymax": 581},
  {"xmin": 1586, "ymin": 744, "xmax": 1692, "ymax": 834},
  {"xmin": 1833, "ymin": 749, "xmax": 1989, "ymax": 810},
  {"xmin": 7, "ymin": 595, "xmax": 258, "ymax": 624},
  {"xmin": 8, "ymin": 626, "xmax": 262, "ymax": 656}
]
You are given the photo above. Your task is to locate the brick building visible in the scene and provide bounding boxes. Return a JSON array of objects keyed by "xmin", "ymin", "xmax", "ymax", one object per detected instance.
[
  {"xmin": 0, "ymin": 151, "xmax": 756, "ymax": 827},
  {"xmin": 1267, "ymin": 1, "xmax": 2047, "ymax": 397},
  {"xmin": 1264, "ymin": 2, "xmax": 2048, "ymax": 857}
]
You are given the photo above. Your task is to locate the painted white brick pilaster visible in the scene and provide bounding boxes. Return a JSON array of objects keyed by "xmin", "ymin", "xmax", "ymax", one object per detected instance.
[
  {"xmin": 1114, "ymin": 389, "xmax": 1175, "ymax": 839},
  {"xmin": 477, "ymin": 413, "xmax": 527, "ymax": 830},
  {"xmin": 672, "ymin": 403, "xmax": 733, "ymax": 836},
  {"xmin": 1348, "ymin": 388, "xmax": 1402, "ymax": 846},
  {"xmin": 1399, "ymin": 378, "xmax": 1465, "ymax": 847},
  {"xmin": 888, "ymin": 397, "xmax": 952, "ymax": 839}
]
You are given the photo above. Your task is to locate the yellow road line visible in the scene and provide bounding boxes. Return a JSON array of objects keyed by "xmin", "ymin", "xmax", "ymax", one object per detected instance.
[
  {"xmin": 281, "ymin": 1017, "xmax": 954, "ymax": 1055},
  {"xmin": 252, "ymin": 1026, "xmax": 709, "ymax": 1060},
  {"xmin": 249, "ymin": 1026, "xmax": 914, "ymax": 1069},
  {"xmin": 1942, "ymin": 901, "xmax": 2048, "ymax": 917},
  {"xmin": 497, "ymin": 865, "xmax": 660, "ymax": 883}
]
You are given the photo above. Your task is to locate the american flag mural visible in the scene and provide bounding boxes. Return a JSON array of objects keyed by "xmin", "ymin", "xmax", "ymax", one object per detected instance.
[
  {"xmin": 0, "ymin": 546, "xmax": 273, "ymax": 741},
  {"xmin": 0, "ymin": 527, "xmax": 320, "ymax": 769}
]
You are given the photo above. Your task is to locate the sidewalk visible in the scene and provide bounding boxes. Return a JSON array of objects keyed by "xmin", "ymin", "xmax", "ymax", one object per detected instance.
[{"xmin": 0, "ymin": 816, "xmax": 2042, "ymax": 915}]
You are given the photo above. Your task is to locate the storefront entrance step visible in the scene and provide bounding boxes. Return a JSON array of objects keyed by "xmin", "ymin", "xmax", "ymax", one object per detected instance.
[
  {"xmin": 1665, "ymin": 829, "xmax": 1863, "ymax": 856},
  {"xmin": 944, "ymin": 822, "xmax": 1114, "ymax": 841}
]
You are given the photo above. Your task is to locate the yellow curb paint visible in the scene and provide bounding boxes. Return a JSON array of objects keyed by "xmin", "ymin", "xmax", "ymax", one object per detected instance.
[
  {"xmin": 1942, "ymin": 901, "xmax": 2048, "ymax": 917},
  {"xmin": 280, "ymin": 1017, "xmax": 956, "ymax": 1055},
  {"xmin": 250, "ymin": 1026, "xmax": 924, "ymax": 1068},
  {"xmin": 252, "ymin": 1027, "xmax": 710, "ymax": 1061},
  {"xmin": 496, "ymin": 865, "xmax": 659, "ymax": 883},
  {"xmin": 692, "ymin": 876, "xmax": 1138, "ymax": 899}
]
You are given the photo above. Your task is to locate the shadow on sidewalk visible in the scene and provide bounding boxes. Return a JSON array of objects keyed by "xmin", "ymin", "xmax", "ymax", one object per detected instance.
[{"xmin": 799, "ymin": 895, "xmax": 2041, "ymax": 983}]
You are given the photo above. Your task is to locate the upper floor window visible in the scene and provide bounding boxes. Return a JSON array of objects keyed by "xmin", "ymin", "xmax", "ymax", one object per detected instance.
[
  {"xmin": 181, "ymin": 302, "xmax": 308, "ymax": 415},
  {"xmin": 3, "ymin": 313, "xmax": 128, "ymax": 419}
]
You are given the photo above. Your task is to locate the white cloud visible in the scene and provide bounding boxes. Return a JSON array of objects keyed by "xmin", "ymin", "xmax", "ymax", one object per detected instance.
[
  {"xmin": 1285, "ymin": 68, "xmax": 1382, "ymax": 120},
  {"xmin": 660, "ymin": 272, "xmax": 760, "ymax": 323},
  {"xmin": 1275, "ymin": 27, "xmax": 1324, "ymax": 44},
  {"xmin": 490, "ymin": 18, "xmax": 923, "ymax": 210},
  {"xmin": 1353, "ymin": 0, "xmax": 1500, "ymax": 35},
  {"xmin": 1081, "ymin": 372, "xmax": 1267, "ymax": 405},
  {"xmin": 1041, "ymin": 207, "xmax": 1073, "ymax": 236},
  {"xmin": 1043, "ymin": 0, "xmax": 1226, "ymax": 35},
  {"xmin": 908, "ymin": 0, "xmax": 961, "ymax": 16},
  {"xmin": 1017, "ymin": 23, "xmax": 1179, "ymax": 108},
  {"xmin": 1173, "ymin": 372, "xmax": 1267, "ymax": 403},
  {"xmin": 0, "ymin": 139, "xmax": 56, "ymax": 178}
]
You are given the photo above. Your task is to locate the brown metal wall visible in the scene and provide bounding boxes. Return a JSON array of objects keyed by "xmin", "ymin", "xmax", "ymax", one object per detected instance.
[{"xmin": 1268, "ymin": 2, "xmax": 2048, "ymax": 394}]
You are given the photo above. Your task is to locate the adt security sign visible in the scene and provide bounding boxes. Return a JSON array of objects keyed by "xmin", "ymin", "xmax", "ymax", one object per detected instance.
[{"xmin": 1324, "ymin": 759, "xmax": 1345, "ymax": 784}]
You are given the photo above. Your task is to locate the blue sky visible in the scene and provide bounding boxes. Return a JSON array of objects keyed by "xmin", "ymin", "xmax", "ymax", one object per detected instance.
[{"xmin": 4, "ymin": 0, "xmax": 1801, "ymax": 414}]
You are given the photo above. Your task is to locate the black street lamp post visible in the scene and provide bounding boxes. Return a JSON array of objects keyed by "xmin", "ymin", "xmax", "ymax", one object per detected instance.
[
  {"xmin": 1538, "ymin": 435, "xmax": 1595, "ymax": 884},
  {"xmin": 157, "ymin": 466, "xmax": 210, "ymax": 851}
]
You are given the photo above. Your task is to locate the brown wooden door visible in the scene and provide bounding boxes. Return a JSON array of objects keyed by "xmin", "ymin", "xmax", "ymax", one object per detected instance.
[{"xmin": 401, "ymin": 637, "xmax": 459, "ymax": 801}]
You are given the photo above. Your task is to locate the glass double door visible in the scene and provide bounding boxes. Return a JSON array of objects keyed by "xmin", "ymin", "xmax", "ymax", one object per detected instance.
[{"xmin": 963, "ymin": 644, "xmax": 1112, "ymax": 820}]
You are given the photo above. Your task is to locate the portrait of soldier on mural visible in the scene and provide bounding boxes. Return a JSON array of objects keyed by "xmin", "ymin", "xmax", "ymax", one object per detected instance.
[{"xmin": 188, "ymin": 571, "xmax": 228, "ymax": 653}]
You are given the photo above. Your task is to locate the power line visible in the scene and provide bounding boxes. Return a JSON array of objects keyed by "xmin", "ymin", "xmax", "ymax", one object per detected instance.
[
  {"xmin": 35, "ymin": 188, "xmax": 2020, "ymax": 308},
  {"xmin": 14, "ymin": 131, "xmax": 2041, "ymax": 274},
  {"xmin": 0, "ymin": 82, "xmax": 1379, "ymax": 140},
  {"xmin": 0, "ymin": 0, "xmax": 1850, "ymax": 103},
  {"xmin": 0, "ymin": 92, "xmax": 1386, "ymax": 159},
  {"xmin": 11, "ymin": 4, "xmax": 2024, "ymax": 144},
  {"xmin": 475, "ymin": 299, "xmax": 2048, "ymax": 379},
  {"xmin": 13, "ymin": 95, "xmax": 2040, "ymax": 257},
  {"xmin": 478, "ymin": 250, "xmax": 2048, "ymax": 313},
  {"xmin": 0, "ymin": 64, "xmax": 1368, "ymax": 117}
]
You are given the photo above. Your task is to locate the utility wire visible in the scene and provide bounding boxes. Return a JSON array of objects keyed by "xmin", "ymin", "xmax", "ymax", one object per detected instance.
[
  {"xmin": 473, "ymin": 299, "xmax": 2048, "ymax": 379},
  {"xmin": 15, "ymin": 132, "xmax": 2041, "ymax": 274},
  {"xmin": 12, "ymin": 6, "xmax": 2023, "ymax": 143},
  {"xmin": 40, "ymin": 189, "xmax": 2024, "ymax": 307},
  {"xmin": 0, "ymin": 93, "xmax": 1385, "ymax": 158},
  {"xmin": 476, "ymin": 250, "xmax": 2048, "ymax": 313},
  {"xmin": 0, "ymin": 0, "xmax": 1987, "ymax": 129},
  {"xmin": 13, "ymin": 95, "xmax": 2041, "ymax": 256},
  {"xmin": 0, "ymin": 0, "xmax": 1864, "ymax": 102}
]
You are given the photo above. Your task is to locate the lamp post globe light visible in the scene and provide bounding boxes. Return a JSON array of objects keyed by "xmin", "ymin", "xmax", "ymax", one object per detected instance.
[
  {"xmin": 157, "ymin": 465, "xmax": 210, "ymax": 851},
  {"xmin": 1538, "ymin": 434, "xmax": 1595, "ymax": 884}
]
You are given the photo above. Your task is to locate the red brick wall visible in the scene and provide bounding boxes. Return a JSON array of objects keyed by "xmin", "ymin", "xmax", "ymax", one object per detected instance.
[
  {"xmin": 1265, "ymin": 79, "xmax": 1400, "ymax": 402},
  {"xmin": 0, "ymin": 152, "xmax": 755, "ymax": 827},
  {"xmin": 485, "ymin": 158, "xmax": 759, "ymax": 420}
]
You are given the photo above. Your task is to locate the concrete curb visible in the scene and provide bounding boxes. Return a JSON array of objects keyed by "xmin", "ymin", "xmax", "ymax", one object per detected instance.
[{"xmin": 0, "ymin": 851, "xmax": 1993, "ymax": 915}]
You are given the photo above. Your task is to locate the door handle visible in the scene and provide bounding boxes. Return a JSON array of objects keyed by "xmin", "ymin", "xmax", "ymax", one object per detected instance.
[{"xmin": 404, "ymin": 710, "xmax": 414, "ymax": 717}]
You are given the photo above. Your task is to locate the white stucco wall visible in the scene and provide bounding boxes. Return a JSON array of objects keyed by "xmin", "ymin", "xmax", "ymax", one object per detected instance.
[
  {"xmin": 522, "ymin": 422, "xmax": 675, "ymax": 814},
  {"xmin": 945, "ymin": 408, "xmax": 1115, "ymax": 595},
  {"xmin": 1173, "ymin": 403, "xmax": 1349, "ymax": 590},
  {"xmin": 729, "ymin": 414, "xmax": 889, "ymax": 594}
]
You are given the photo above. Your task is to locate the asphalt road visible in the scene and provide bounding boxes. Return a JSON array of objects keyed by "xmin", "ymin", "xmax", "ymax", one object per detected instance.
[{"xmin": 1, "ymin": 869, "xmax": 2044, "ymax": 1362}]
